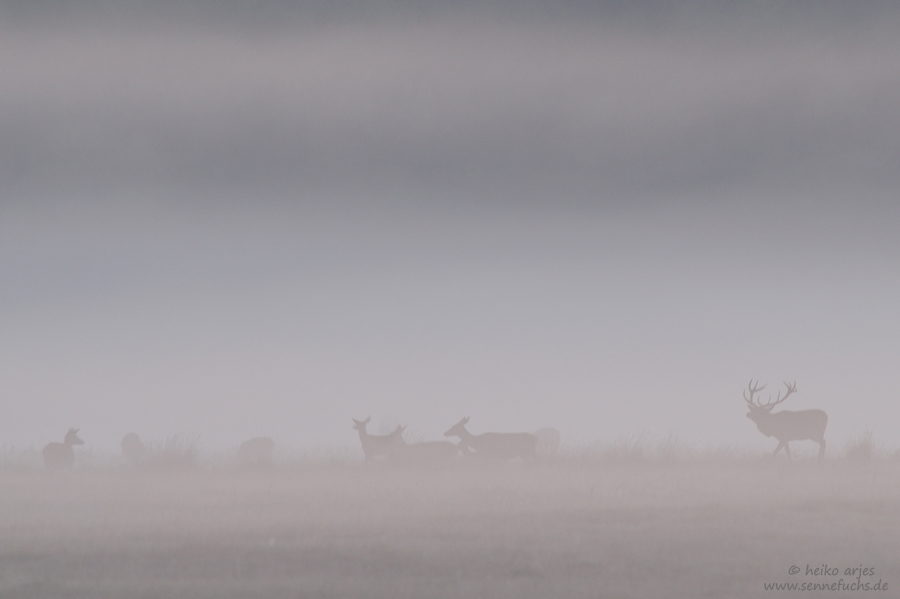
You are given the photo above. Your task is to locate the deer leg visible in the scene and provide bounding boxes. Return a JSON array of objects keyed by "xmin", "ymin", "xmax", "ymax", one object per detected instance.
[
  {"xmin": 772, "ymin": 442, "xmax": 784, "ymax": 458},
  {"xmin": 784, "ymin": 442, "xmax": 792, "ymax": 461},
  {"xmin": 818, "ymin": 439, "xmax": 826, "ymax": 461}
]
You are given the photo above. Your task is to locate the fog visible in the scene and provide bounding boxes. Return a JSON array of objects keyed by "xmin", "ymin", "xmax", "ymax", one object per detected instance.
[
  {"xmin": 3, "ymin": 1, "xmax": 900, "ymax": 596},
  {"xmin": 5, "ymin": 194, "xmax": 900, "ymax": 454},
  {"xmin": 3, "ymin": 1, "xmax": 899, "ymax": 454}
]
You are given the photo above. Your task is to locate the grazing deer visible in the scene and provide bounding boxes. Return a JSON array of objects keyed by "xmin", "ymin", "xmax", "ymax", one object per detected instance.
[
  {"xmin": 352, "ymin": 417, "xmax": 405, "ymax": 461},
  {"xmin": 444, "ymin": 417, "xmax": 538, "ymax": 461},
  {"xmin": 43, "ymin": 429, "xmax": 85, "ymax": 470},
  {"xmin": 121, "ymin": 433, "xmax": 146, "ymax": 465},
  {"xmin": 744, "ymin": 380, "xmax": 828, "ymax": 461},
  {"xmin": 533, "ymin": 427, "xmax": 561, "ymax": 457},
  {"xmin": 237, "ymin": 436, "xmax": 276, "ymax": 467}
]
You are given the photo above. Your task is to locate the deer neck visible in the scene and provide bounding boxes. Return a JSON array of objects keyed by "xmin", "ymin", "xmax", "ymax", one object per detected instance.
[
  {"xmin": 454, "ymin": 426, "xmax": 476, "ymax": 444},
  {"xmin": 748, "ymin": 410, "xmax": 780, "ymax": 433}
]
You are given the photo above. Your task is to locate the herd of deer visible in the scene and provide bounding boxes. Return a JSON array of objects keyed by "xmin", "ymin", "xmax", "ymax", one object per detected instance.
[
  {"xmin": 40, "ymin": 380, "xmax": 830, "ymax": 469},
  {"xmin": 352, "ymin": 416, "xmax": 562, "ymax": 463}
]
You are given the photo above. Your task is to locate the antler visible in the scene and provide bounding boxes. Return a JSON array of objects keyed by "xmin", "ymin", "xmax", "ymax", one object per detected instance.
[
  {"xmin": 745, "ymin": 380, "xmax": 797, "ymax": 410},
  {"xmin": 765, "ymin": 380, "xmax": 797, "ymax": 409},
  {"xmin": 744, "ymin": 379, "xmax": 767, "ymax": 406}
]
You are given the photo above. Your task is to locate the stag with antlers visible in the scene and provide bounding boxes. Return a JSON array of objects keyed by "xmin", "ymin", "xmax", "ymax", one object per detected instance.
[{"xmin": 744, "ymin": 380, "xmax": 828, "ymax": 461}]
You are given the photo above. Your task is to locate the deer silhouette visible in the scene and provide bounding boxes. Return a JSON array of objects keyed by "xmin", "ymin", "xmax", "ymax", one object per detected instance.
[
  {"xmin": 744, "ymin": 380, "xmax": 828, "ymax": 460},
  {"xmin": 533, "ymin": 427, "xmax": 561, "ymax": 457},
  {"xmin": 391, "ymin": 437, "xmax": 459, "ymax": 465},
  {"xmin": 444, "ymin": 417, "xmax": 538, "ymax": 461},
  {"xmin": 43, "ymin": 429, "xmax": 84, "ymax": 470},
  {"xmin": 121, "ymin": 433, "xmax": 146, "ymax": 465},
  {"xmin": 237, "ymin": 436, "xmax": 275, "ymax": 467},
  {"xmin": 352, "ymin": 417, "xmax": 405, "ymax": 461}
]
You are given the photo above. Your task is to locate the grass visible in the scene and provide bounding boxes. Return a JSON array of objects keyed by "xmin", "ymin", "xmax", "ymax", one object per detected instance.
[
  {"xmin": 844, "ymin": 427, "xmax": 881, "ymax": 461},
  {"xmin": 1, "ymin": 448, "xmax": 899, "ymax": 598},
  {"xmin": 6, "ymin": 430, "xmax": 900, "ymax": 472},
  {"xmin": 146, "ymin": 433, "xmax": 202, "ymax": 470}
]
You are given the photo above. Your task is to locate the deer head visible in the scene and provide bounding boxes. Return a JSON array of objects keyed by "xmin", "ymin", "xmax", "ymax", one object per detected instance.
[
  {"xmin": 744, "ymin": 380, "xmax": 797, "ymax": 421},
  {"xmin": 444, "ymin": 417, "xmax": 470, "ymax": 438},
  {"xmin": 352, "ymin": 417, "xmax": 372, "ymax": 431},
  {"xmin": 64, "ymin": 428, "xmax": 85, "ymax": 446}
]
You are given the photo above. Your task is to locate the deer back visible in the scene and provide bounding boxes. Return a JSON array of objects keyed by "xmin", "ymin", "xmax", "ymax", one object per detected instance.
[
  {"xmin": 749, "ymin": 408, "xmax": 828, "ymax": 442},
  {"xmin": 467, "ymin": 431, "xmax": 539, "ymax": 460},
  {"xmin": 42, "ymin": 442, "xmax": 75, "ymax": 469}
]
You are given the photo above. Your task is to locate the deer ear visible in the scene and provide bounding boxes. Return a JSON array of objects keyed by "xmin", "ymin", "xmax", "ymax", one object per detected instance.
[{"xmin": 463, "ymin": 417, "xmax": 469, "ymax": 424}]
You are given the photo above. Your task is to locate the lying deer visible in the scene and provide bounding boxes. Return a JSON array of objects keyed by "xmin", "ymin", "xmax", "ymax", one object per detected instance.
[
  {"xmin": 744, "ymin": 380, "xmax": 827, "ymax": 461},
  {"xmin": 237, "ymin": 436, "xmax": 276, "ymax": 467},
  {"xmin": 390, "ymin": 437, "xmax": 459, "ymax": 465}
]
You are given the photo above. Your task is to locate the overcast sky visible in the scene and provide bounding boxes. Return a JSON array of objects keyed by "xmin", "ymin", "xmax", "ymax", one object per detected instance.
[{"xmin": 2, "ymin": 1, "xmax": 899, "ymax": 454}]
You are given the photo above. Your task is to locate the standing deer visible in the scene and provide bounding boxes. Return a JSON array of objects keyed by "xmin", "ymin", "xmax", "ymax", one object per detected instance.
[
  {"xmin": 352, "ymin": 417, "xmax": 405, "ymax": 461},
  {"xmin": 43, "ymin": 429, "xmax": 85, "ymax": 470},
  {"xmin": 444, "ymin": 417, "xmax": 538, "ymax": 461},
  {"xmin": 744, "ymin": 380, "xmax": 828, "ymax": 461}
]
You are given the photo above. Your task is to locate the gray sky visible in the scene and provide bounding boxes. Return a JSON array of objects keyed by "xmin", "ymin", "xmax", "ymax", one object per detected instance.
[{"xmin": 2, "ymin": 1, "xmax": 899, "ymax": 453}]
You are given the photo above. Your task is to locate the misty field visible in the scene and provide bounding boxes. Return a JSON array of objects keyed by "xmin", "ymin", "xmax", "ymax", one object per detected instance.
[{"xmin": 1, "ymin": 456, "xmax": 898, "ymax": 599}]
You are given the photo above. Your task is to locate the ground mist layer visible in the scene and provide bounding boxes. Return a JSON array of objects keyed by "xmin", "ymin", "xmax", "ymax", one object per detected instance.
[{"xmin": 1, "ymin": 459, "xmax": 898, "ymax": 598}]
